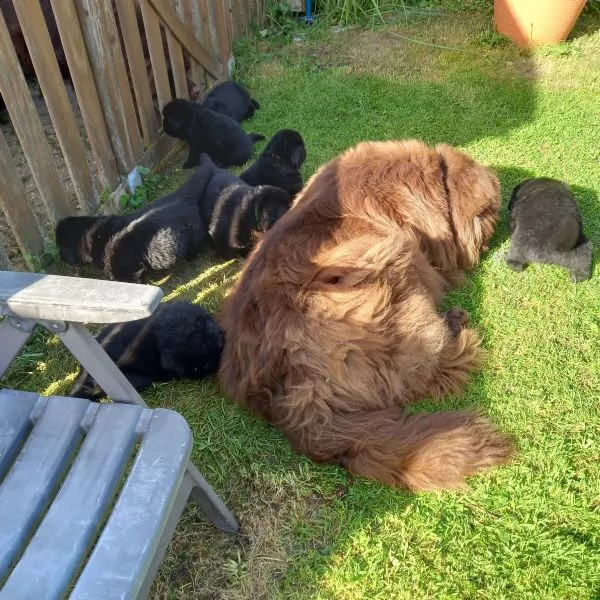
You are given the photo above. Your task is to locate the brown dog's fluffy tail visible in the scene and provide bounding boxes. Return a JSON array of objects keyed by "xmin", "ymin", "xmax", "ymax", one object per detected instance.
[{"xmin": 289, "ymin": 408, "xmax": 512, "ymax": 490}]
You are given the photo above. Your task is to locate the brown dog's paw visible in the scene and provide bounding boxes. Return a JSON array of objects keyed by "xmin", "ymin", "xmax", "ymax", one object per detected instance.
[{"xmin": 443, "ymin": 307, "xmax": 470, "ymax": 336}]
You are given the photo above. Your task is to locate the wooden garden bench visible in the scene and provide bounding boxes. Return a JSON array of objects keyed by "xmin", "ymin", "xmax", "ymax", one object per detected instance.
[{"xmin": 0, "ymin": 270, "xmax": 239, "ymax": 599}]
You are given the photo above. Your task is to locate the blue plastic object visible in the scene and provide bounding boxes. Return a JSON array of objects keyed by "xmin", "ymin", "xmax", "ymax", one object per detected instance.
[{"xmin": 305, "ymin": 0, "xmax": 313, "ymax": 24}]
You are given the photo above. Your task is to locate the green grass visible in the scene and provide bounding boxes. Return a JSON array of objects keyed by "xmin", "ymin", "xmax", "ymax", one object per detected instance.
[{"xmin": 3, "ymin": 7, "xmax": 600, "ymax": 600}]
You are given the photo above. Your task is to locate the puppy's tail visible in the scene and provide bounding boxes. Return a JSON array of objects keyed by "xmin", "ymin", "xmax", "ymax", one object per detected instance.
[
  {"xmin": 285, "ymin": 407, "xmax": 513, "ymax": 490},
  {"xmin": 249, "ymin": 132, "xmax": 265, "ymax": 143},
  {"xmin": 250, "ymin": 98, "xmax": 261, "ymax": 110}
]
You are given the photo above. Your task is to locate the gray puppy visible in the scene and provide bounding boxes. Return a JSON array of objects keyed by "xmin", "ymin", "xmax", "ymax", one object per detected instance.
[{"xmin": 507, "ymin": 177, "xmax": 593, "ymax": 282}]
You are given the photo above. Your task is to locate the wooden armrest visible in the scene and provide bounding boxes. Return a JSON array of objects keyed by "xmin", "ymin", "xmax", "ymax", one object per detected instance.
[{"xmin": 0, "ymin": 271, "xmax": 163, "ymax": 324}]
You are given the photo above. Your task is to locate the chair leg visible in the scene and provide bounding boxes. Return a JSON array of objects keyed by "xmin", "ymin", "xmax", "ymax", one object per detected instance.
[
  {"xmin": 135, "ymin": 482, "xmax": 193, "ymax": 600},
  {"xmin": 185, "ymin": 463, "xmax": 240, "ymax": 534},
  {"xmin": 0, "ymin": 318, "xmax": 33, "ymax": 378},
  {"xmin": 57, "ymin": 322, "xmax": 147, "ymax": 406},
  {"xmin": 57, "ymin": 322, "xmax": 240, "ymax": 534}
]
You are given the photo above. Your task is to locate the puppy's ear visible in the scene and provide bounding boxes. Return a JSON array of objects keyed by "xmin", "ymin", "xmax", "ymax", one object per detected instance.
[
  {"xmin": 256, "ymin": 188, "xmax": 292, "ymax": 231},
  {"xmin": 290, "ymin": 143, "xmax": 307, "ymax": 170}
]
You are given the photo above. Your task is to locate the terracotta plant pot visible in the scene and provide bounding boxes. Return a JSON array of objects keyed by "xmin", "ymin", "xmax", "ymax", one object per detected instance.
[{"xmin": 494, "ymin": 0, "xmax": 587, "ymax": 48}]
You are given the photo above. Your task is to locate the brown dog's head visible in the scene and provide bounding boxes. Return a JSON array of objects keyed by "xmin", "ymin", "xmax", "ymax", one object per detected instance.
[{"xmin": 434, "ymin": 143, "xmax": 500, "ymax": 269}]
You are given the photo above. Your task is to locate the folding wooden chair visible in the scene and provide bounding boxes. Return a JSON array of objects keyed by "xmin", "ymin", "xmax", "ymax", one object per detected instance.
[{"xmin": 0, "ymin": 270, "xmax": 239, "ymax": 599}]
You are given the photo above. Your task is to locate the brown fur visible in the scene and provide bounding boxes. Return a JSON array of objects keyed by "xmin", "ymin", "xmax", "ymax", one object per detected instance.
[{"xmin": 218, "ymin": 140, "xmax": 512, "ymax": 490}]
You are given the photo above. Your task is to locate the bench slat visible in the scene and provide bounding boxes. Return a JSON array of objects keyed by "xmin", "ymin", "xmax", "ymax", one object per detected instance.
[
  {"xmin": 70, "ymin": 409, "xmax": 192, "ymax": 599},
  {"xmin": 0, "ymin": 390, "xmax": 38, "ymax": 478},
  {"xmin": 0, "ymin": 271, "xmax": 163, "ymax": 323},
  {"xmin": 0, "ymin": 401, "xmax": 144, "ymax": 600},
  {"xmin": 0, "ymin": 395, "xmax": 91, "ymax": 575}
]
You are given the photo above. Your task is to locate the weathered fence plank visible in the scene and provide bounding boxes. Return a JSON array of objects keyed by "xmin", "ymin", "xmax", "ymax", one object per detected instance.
[
  {"xmin": 49, "ymin": 0, "xmax": 120, "ymax": 190},
  {"xmin": 165, "ymin": 32, "xmax": 188, "ymax": 99},
  {"xmin": 139, "ymin": 0, "xmax": 172, "ymax": 111},
  {"xmin": 241, "ymin": 0, "xmax": 251, "ymax": 35},
  {"xmin": 213, "ymin": 0, "xmax": 231, "ymax": 78},
  {"xmin": 180, "ymin": 0, "xmax": 207, "ymax": 91},
  {"xmin": 77, "ymin": 0, "xmax": 144, "ymax": 175},
  {"xmin": 0, "ymin": 7, "xmax": 73, "ymax": 226},
  {"xmin": 0, "ymin": 245, "xmax": 12, "ymax": 271},
  {"xmin": 165, "ymin": 0, "xmax": 189, "ymax": 100},
  {"xmin": 114, "ymin": 0, "xmax": 159, "ymax": 144},
  {"xmin": 147, "ymin": 0, "xmax": 222, "ymax": 80},
  {"xmin": 0, "ymin": 130, "xmax": 45, "ymax": 265},
  {"xmin": 176, "ymin": 0, "xmax": 203, "ymax": 94},
  {"xmin": 13, "ymin": 0, "xmax": 96, "ymax": 215}
]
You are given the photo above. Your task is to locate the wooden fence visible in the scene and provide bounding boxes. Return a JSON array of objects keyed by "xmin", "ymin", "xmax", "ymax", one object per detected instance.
[{"xmin": 0, "ymin": 0, "xmax": 265, "ymax": 270}]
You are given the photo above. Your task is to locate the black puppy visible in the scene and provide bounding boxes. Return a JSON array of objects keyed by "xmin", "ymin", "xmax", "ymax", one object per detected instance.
[
  {"xmin": 70, "ymin": 300, "xmax": 223, "ymax": 401},
  {"xmin": 103, "ymin": 163, "xmax": 213, "ymax": 282},
  {"xmin": 162, "ymin": 99, "xmax": 264, "ymax": 169},
  {"xmin": 197, "ymin": 153, "xmax": 292, "ymax": 259},
  {"xmin": 507, "ymin": 177, "xmax": 593, "ymax": 282},
  {"xmin": 56, "ymin": 163, "xmax": 211, "ymax": 283},
  {"xmin": 240, "ymin": 129, "xmax": 306, "ymax": 198},
  {"xmin": 201, "ymin": 81, "xmax": 260, "ymax": 123}
]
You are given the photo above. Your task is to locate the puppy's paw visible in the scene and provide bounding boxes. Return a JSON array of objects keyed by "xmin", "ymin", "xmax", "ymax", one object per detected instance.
[
  {"xmin": 506, "ymin": 259, "xmax": 525, "ymax": 272},
  {"xmin": 570, "ymin": 270, "xmax": 592, "ymax": 283},
  {"xmin": 443, "ymin": 307, "xmax": 470, "ymax": 337}
]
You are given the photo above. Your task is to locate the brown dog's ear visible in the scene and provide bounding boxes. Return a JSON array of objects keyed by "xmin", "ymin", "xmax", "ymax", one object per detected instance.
[{"xmin": 435, "ymin": 143, "xmax": 501, "ymax": 268}]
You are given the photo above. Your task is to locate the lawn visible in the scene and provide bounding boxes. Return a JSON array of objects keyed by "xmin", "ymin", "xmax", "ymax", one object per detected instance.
[{"xmin": 3, "ymin": 5, "xmax": 600, "ymax": 599}]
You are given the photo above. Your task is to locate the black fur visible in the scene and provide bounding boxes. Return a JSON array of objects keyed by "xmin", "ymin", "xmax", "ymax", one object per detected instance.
[
  {"xmin": 240, "ymin": 129, "xmax": 306, "ymax": 198},
  {"xmin": 55, "ymin": 215, "xmax": 128, "ymax": 268},
  {"xmin": 197, "ymin": 153, "xmax": 293, "ymax": 259},
  {"xmin": 161, "ymin": 98, "xmax": 264, "ymax": 169},
  {"xmin": 70, "ymin": 300, "xmax": 224, "ymax": 401},
  {"xmin": 56, "ymin": 163, "xmax": 212, "ymax": 283},
  {"xmin": 507, "ymin": 177, "xmax": 593, "ymax": 282},
  {"xmin": 201, "ymin": 81, "xmax": 260, "ymax": 123}
]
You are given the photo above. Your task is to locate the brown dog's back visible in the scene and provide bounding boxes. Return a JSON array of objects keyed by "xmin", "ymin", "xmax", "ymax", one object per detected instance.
[{"xmin": 218, "ymin": 140, "xmax": 510, "ymax": 490}]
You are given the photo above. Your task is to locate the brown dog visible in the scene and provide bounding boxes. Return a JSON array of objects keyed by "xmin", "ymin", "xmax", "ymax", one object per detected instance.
[{"xmin": 218, "ymin": 140, "xmax": 512, "ymax": 490}]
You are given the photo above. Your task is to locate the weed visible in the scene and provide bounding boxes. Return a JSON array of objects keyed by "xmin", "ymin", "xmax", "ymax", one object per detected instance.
[
  {"xmin": 472, "ymin": 28, "xmax": 511, "ymax": 48},
  {"xmin": 118, "ymin": 166, "xmax": 169, "ymax": 213},
  {"xmin": 23, "ymin": 238, "xmax": 60, "ymax": 273}
]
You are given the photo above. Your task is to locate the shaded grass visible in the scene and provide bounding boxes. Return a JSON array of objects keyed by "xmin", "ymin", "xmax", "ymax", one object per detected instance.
[{"xmin": 3, "ymin": 7, "xmax": 600, "ymax": 600}]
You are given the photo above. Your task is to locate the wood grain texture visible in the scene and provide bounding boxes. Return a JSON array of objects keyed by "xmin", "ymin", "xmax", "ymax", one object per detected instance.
[
  {"xmin": 139, "ymin": 0, "xmax": 173, "ymax": 111},
  {"xmin": 13, "ymin": 0, "xmax": 96, "ymax": 214},
  {"xmin": 77, "ymin": 0, "xmax": 143, "ymax": 174},
  {"xmin": 147, "ymin": 0, "xmax": 221, "ymax": 80},
  {"xmin": 0, "ymin": 130, "xmax": 45, "ymax": 265},
  {"xmin": 0, "ymin": 6, "xmax": 73, "ymax": 226},
  {"xmin": 50, "ymin": 0, "xmax": 120, "ymax": 189},
  {"xmin": 0, "ymin": 270, "xmax": 163, "ymax": 323},
  {"xmin": 114, "ymin": 0, "xmax": 159, "ymax": 144}
]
